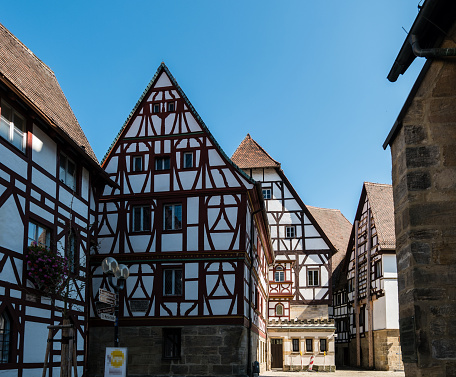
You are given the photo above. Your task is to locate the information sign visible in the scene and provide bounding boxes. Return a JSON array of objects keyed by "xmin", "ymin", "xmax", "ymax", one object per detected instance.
[{"xmin": 104, "ymin": 347, "xmax": 127, "ymax": 377}]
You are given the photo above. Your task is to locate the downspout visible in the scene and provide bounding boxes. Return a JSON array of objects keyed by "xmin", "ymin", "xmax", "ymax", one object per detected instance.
[
  {"xmin": 410, "ymin": 34, "xmax": 456, "ymax": 58},
  {"xmin": 248, "ymin": 205, "xmax": 264, "ymax": 377}
]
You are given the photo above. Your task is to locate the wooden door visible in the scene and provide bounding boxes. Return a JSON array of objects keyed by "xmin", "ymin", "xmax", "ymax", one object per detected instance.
[{"xmin": 271, "ymin": 339, "xmax": 283, "ymax": 368}]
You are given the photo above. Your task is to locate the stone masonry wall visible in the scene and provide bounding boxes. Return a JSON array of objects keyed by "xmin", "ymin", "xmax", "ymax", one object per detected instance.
[
  {"xmin": 88, "ymin": 325, "xmax": 253, "ymax": 377},
  {"xmin": 389, "ymin": 24, "xmax": 456, "ymax": 377}
]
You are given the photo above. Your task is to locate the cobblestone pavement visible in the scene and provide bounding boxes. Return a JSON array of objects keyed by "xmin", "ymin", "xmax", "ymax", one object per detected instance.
[{"xmin": 260, "ymin": 368, "xmax": 405, "ymax": 376}]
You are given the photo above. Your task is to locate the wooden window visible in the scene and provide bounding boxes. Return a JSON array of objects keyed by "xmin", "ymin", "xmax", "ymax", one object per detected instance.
[
  {"xmin": 164, "ymin": 204, "xmax": 182, "ymax": 230},
  {"xmin": 60, "ymin": 154, "xmax": 76, "ymax": 191},
  {"xmin": 262, "ymin": 188, "xmax": 271, "ymax": 200},
  {"xmin": 0, "ymin": 311, "xmax": 11, "ymax": 363},
  {"xmin": 374, "ymin": 260, "xmax": 382, "ymax": 279},
  {"xmin": 67, "ymin": 231, "xmax": 77, "ymax": 273},
  {"xmin": 155, "ymin": 156, "xmax": 170, "ymax": 171},
  {"xmin": 183, "ymin": 152, "xmax": 193, "ymax": 169},
  {"xmin": 285, "ymin": 226, "xmax": 296, "ymax": 238},
  {"xmin": 163, "ymin": 269, "xmax": 182, "ymax": 296},
  {"xmin": 163, "ymin": 328, "xmax": 181, "ymax": 359},
  {"xmin": 0, "ymin": 100, "xmax": 25, "ymax": 152},
  {"xmin": 275, "ymin": 303, "xmax": 283, "ymax": 316},
  {"xmin": 305, "ymin": 339, "xmax": 313, "ymax": 352},
  {"xmin": 28, "ymin": 222, "xmax": 51, "ymax": 248},
  {"xmin": 132, "ymin": 156, "xmax": 143, "ymax": 172},
  {"xmin": 132, "ymin": 206, "xmax": 151, "ymax": 232},
  {"xmin": 320, "ymin": 339, "xmax": 327, "ymax": 352},
  {"xmin": 274, "ymin": 266, "xmax": 284, "ymax": 282},
  {"xmin": 292, "ymin": 339, "xmax": 299, "ymax": 352},
  {"xmin": 153, "ymin": 103, "xmax": 160, "ymax": 113},
  {"xmin": 167, "ymin": 102, "xmax": 175, "ymax": 112},
  {"xmin": 308, "ymin": 269, "xmax": 319, "ymax": 286}
]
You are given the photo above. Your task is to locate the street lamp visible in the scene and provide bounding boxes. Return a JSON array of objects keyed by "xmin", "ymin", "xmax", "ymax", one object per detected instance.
[{"xmin": 101, "ymin": 257, "xmax": 129, "ymax": 347}]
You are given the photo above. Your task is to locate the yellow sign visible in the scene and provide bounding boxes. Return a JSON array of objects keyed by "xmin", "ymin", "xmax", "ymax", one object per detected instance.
[{"xmin": 110, "ymin": 350, "xmax": 125, "ymax": 368}]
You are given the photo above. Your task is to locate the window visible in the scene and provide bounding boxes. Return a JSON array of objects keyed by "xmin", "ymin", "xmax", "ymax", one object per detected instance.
[
  {"xmin": 359, "ymin": 306, "xmax": 365, "ymax": 328},
  {"xmin": 274, "ymin": 266, "xmax": 284, "ymax": 282},
  {"xmin": 262, "ymin": 188, "xmax": 271, "ymax": 200},
  {"xmin": 132, "ymin": 156, "xmax": 143, "ymax": 172},
  {"xmin": 305, "ymin": 339, "xmax": 313, "ymax": 352},
  {"xmin": 132, "ymin": 206, "xmax": 151, "ymax": 232},
  {"xmin": 0, "ymin": 100, "xmax": 25, "ymax": 152},
  {"xmin": 308, "ymin": 269, "xmax": 319, "ymax": 286},
  {"xmin": 67, "ymin": 232, "xmax": 77, "ymax": 273},
  {"xmin": 60, "ymin": 154, "xmax": 76, "ymax": 190},
  {"xmin": 285, "ymin": 226, "xmax": 296, "ymax": 238},
  {"xmin": 183, "ymin": 152, "xmax": 193, "ymax": 169},
  {"xmin": 374, "ymin": 260, "xmax": 382, "ymax": 279},
  {"xmin": 320, "ymin": 339, "xmax": 327, "ymax": 352},
  {"xmin": 348, "ymin": 278, "xmax": 354, "ymax": 292},
  {"xmin": 292, "ymin": 339, "xmax": 299, "ymax": 352},
  {"xmin": 153, "ymin": 103, "xmax": 160, "ymax": 113},
  {"xmin": 164, "ymin": 204, "xmax": 182, "ymax": 230},
  {"xmin": 28, "ymin": 222, "xmax": 51, "ymax": 248},
  {"xmin": 275, "ymin": 304, "xmax": 283, "ymax": 316},
  {"xmin": 167, "ymin": 102, "xmax": 175, "ymax": 112},
  {"xmin": 163, "ymin": 328, "xmax": 181, "ymax": 359},
  {"xmin": 164, "ymin": 269, "xmax": 182, "ymax": 296},
  {"xmin": 0, "ymin": 311, "xmax": 11, "ymax": 363},
  {"xmin": 155, "ymin": 156, "xmax": 170, "ymax": 171}
]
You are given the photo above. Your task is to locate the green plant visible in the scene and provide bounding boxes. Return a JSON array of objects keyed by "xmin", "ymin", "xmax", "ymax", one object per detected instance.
[{"xmin": 26, "ymin": 242, "xmax": 68, "ymax": 295}]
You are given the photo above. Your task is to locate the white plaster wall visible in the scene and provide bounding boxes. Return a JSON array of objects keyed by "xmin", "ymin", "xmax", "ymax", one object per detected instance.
[
  {"xmin": 0, "ymin": 195, "xmax": 24, "ymax": 253},
  {"xmin": 161, "ymin": 233, "xmax": 182, "ymax": 252},
  {"xmin": 384, "ymin": 279, "xmax": 400, "ymax": 329},
  {"xmin": 23, "ymin": 321, "xmax": 48, "ymax": 363},
  {"xmin": 31, "ymin": 167, "xmax": 56, "ymax": 197},
  {"xmin": 383, "ymin": 254, "xmax": 398, "ymax": 278},
  {"xmin": 1, "ymin": 144, "xmax": 27, "ymax": 178},
  {"xmin": 31, "ymin": 124, "xmax": 57, "ymax": 175},
  {"xmin": 373, "ymin": 295, "xmax": 387, "ymax": 330}
]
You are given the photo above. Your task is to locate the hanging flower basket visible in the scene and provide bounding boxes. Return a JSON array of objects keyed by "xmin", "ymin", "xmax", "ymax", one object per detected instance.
[{"xmin": 26, "ymin": 242, "xmax": 68, "ymax": 295}]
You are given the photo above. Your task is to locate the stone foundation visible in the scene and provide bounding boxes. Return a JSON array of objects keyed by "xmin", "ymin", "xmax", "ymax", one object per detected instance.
[{"xmin": 88, "ymin": 324, "xmax": 256, "ymax": 377}]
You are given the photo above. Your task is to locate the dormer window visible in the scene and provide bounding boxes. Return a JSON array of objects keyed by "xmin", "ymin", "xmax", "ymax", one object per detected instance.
[
  {"xmin": 285, "ymin": 226, "xmax": 296, "ymax": 239},
  {"xmin": 167, "ymin": 102, "xmax": 175, "ymax": 112},
  {"xmin": 0, "ymin": 100, "xmax": 25, "ymax": 152},
  {"xmin": 60, "ymin": 154, "xmax": 76, "ymax": 190}
]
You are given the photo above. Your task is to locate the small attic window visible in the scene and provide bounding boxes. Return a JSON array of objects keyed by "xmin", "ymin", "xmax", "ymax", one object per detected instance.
[
  {"xmin": 153, "ymin": 103, "xmax": 160, "ymax": 113},
  {"xmin": 167, "ymin": 102, "xmax": 175, "ymax": 112}
]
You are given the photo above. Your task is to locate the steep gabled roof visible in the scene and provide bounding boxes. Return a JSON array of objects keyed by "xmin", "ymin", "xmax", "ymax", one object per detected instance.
[
  {"xmin": 0, "ymin": 22, "xmax": 97, "ymax": 162},
  {"xmin": 101, "ymin": 63, "xmax": 253, "ymax": 187},
  {"xmin": 364, "ymin": 182, "xmax": 396, "ymax": 250},
  {"xmin": 231, "ymin": 134, "xmax": 280, "ymax": 169}
]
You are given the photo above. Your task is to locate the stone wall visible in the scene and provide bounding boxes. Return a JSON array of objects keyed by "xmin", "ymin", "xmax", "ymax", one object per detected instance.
[
  {"xmin": 290, "ymin": 304, "xmax": 329, "ymax": 320},
  {"xmin": 389, "ymin": 24, "xmax": 456, "ymax": 377},
  {"xmin": 88, "ymin": 325, "xmax": 254, "ymax": 377}
]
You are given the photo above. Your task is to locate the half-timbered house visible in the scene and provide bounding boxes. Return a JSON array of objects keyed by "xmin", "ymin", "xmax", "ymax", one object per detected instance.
[
  {"xmin": 333, "ymin": 182, "xmax": 402, "ymax": 371},
  {"xmin": 232, "ymin": 134, "xmax": 344, "ymax": 372},
  {"xmin": 0, "ymin": 22, "xmax": 112, "ymax": 376},
  {"xmin": 88, "ymin": 64, "xmax": 273, "ymax": 376}
]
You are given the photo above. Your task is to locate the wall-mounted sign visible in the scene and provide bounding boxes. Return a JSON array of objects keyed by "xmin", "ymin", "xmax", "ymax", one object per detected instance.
[{"xmin": 104, "ymin": 347, "xmax": 127, "ymax": 377}]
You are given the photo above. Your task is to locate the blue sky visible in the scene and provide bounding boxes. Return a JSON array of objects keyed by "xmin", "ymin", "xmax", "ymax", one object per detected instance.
[{"xmin": 2, "ymin": 1, "xmax": 424, "ymax": 222}]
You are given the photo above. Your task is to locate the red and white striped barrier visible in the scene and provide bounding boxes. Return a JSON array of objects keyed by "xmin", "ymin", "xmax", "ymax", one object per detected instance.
[{"xmin": 308, "ymin": 355, "xmax": 315, "ymax": 371}]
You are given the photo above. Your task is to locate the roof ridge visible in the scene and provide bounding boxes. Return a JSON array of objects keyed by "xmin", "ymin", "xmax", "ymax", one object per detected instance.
[
  {"xmin": 0, "ymin": 22, "xmax": 55, "ymax": 77},
  {"xmin": 364, "ymin": 181, "xmax": 392, "ymax": 188}
]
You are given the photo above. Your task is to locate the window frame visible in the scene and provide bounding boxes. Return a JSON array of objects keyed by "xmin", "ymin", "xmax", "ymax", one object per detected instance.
[
  {"xmin": 162, "ymin": 328, "xmax": 181, "ymax": 360},
  {"xmin": 305, "ymin": 338, "xmax": 313, "ymax": 353},
  {"xmin": 0, "ymin": 311, "xmax": 12, "ymax": 364},
  {"xmin": 163, "ymin": 268, "xmax": 183, "ymax": 296},
  {"xmin": 285, "ymin": 225, "xmax": 296, "ymax": 239},
  {"xmin": 275, "ymin": 303, "xmax": 284, "ymax": 316},
  {"xmin": 67, "ymin": 230, "xmax": 78, "ymax": 274},
  {"xmin": 131, "ymin": 205, "xmax": 151, "ymax": 232},
  {"xmin": 0, "ymin": 99, "xmax": 26, "ymax": 152},
  {"xmin": 155, "ymin": 156, "xmax": 170, "ymax": 171},
  {"xmin": 307, "ymin": 269, "xmax": 320, "ymax": 287},
  {"xmin": 262, "ymin": 188, "xmax": 271, "ymax": 200},
  {"xmin": 167, "ymin": 102, "xmax": 175, "ymax": 112},
  {"xmin": 152, "ymin": 103, "xmax": 160, "ymax": 114},
  {"xmin": 274, "ymin": 265, "xmax": 285, "ymax": 282},
  {"xmin": 163, "ymin": 203, "xmax": 182, "ymax": 231},
  {"xmin": 374, "ymin": 260, "xmax": 382, "ymax": 279},
  {"xmin": 183, "ymin": 151, "xmax": 194, "ymax": 169},
  {"xmin": 132, "ymin": 155, "xmax": 143, "ymax": 172},
  {"xmin": 320, "ymin": 338, "xmax": 327, "ymax": 353},
  {"xmin": 28, "ymin": 221, "xmax": 51, "ymax": 248},
  {"xmin": 292, "ymin": 338, "xmax": 300, "ymax": 353},
  {"xmin": 59, "ymin": 153, "xmax": 77, "ymax": 191}
]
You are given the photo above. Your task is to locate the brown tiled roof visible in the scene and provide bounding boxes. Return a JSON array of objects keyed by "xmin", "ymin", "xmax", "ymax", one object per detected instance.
[
  {"xmin": 307, "ymin": 206, "xmax": 352, "ymax": 274},
  {"xmin": 231, "ymin": 134, "xmax": 280, "ymax": 169},
  {"xmin": 364, "ymin": 182, "xmax": 396, "ymax": 250},
  {"xmin": 0, "ymin": 22, "xmax": 97, "ymax": 162}
]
